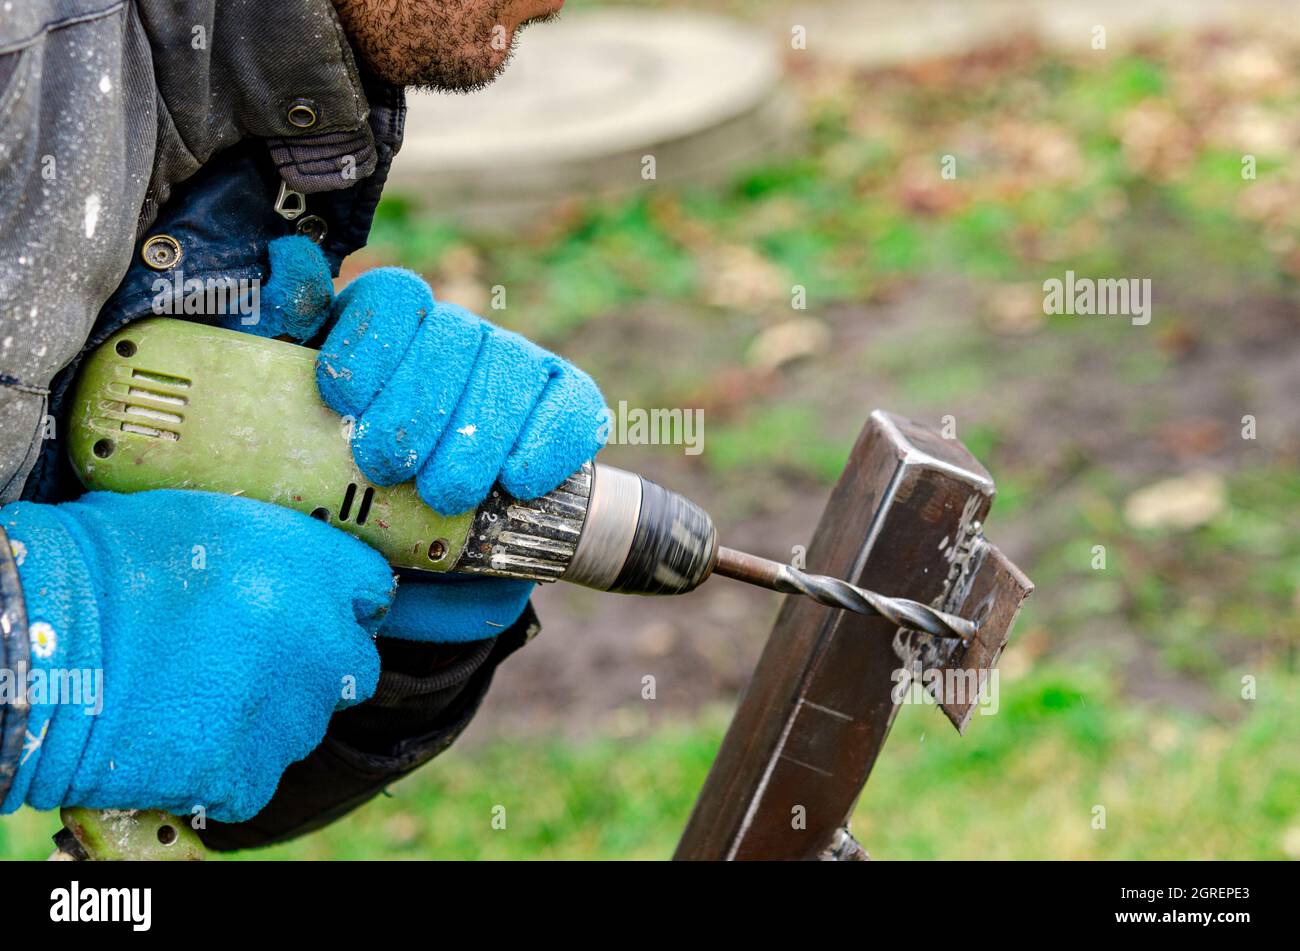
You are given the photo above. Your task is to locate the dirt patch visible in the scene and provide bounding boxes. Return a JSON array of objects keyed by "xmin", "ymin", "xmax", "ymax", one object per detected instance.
[{"xmin": 464, "ymin": 269, "xmax": 1300, "ymax": 743}]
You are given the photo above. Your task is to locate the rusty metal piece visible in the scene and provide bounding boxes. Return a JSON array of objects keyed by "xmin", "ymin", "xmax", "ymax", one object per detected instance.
[
  {"xmin": 713, "ymin": 546, "xmax": 975, "ymax": 641},
  {"xmin": 819, "ymin": 826, "xmax": 870, "ymax": 861},
  {"xmin": 674, "ymin": 411, "xmax": 1032, "ymax": 860},
  {"xmin": 901, "ymin": 537, "xmax": 1032, "ymax": 733}
]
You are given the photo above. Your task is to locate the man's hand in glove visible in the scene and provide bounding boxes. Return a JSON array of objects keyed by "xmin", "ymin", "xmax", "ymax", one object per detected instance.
[
  {"xmin": 247, "ymin": 237, "xmax": 608, "ymax": 644},
  {"xmin": 0, "ymin": 490, "xmax": 394, "ymax": 823}
]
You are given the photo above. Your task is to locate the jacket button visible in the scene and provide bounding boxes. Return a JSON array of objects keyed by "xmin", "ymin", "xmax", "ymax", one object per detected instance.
[
  {"xmin": 296, "ymin": 215, "xmax": 328, "ymax": 244},
  {"xmin": 286, "ymin": 98, "xmax": 319, "ymax": 129},
  {"xmin": 141, "ymin": 234, "xmax": 182, "ymax": 270}
]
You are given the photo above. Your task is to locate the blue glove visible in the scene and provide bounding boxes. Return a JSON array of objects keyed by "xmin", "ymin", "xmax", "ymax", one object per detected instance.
[
  {"xmin": 379, "ymin": 574, "xmax": 536, "ymax": 643},
  {"xmin": 314, "ymin": 266, "xmax": 607, "ymax": 644},
  {"xmin": 223, "ymin": 239, "xmax": 607, "ymax": 644},
  {"xmin": 216, "ymin": 234, "xmax": 335, "ymax": 341},
  {"xmin": 317, "ymin": 267, "xmax": 608, "ymax": 516},
  {"xmin": 0, "ymin": 490, "xmax": 394, "ymax": 823}
]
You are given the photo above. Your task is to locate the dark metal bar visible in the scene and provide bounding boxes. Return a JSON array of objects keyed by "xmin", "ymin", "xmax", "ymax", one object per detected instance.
[{"xmin": 674, "ymin": 411, "xmax": 1032, "ymax": 860}]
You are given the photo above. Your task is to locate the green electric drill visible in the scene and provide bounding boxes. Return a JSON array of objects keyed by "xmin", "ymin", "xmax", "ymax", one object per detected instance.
[
  {"xmin": 53, "ymin": 317, "xmax": 980, "ymax": 861},
  {"xmin": 68, "ymin": 318, "xmax": 717, "ymax": 597},
  {"xmin": 67, "ymin": 317, "xmax": 974, "ymax": 638}
]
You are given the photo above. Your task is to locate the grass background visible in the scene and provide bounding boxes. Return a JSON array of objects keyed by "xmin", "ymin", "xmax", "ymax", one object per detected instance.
[{"xmin": 3, "ymin": 666, "xmax": 1294, "ymax": 859}]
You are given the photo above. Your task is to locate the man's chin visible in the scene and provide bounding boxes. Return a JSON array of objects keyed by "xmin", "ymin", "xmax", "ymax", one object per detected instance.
[
  {"xmin": 411, "ymin": 51, "xmax": 511, "ymax": 95},
  {"xmin": 522, "ymin": 7, "xmax": 562, "ymax": 28},
  {"xmin": 520, "ymin": 0, "xmax": 565, "ymax": 24},
  {"xmin": 413, "ymin": 11, "xmax": 560, "ymax": 95}
]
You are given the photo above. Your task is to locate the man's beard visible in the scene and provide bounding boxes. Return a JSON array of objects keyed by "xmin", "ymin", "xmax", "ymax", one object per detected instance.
[
  {"xmin": 390, "ymin": 5, "xmax": 559, "ymax": 94},
  {"xmin": 339, "ymin": 0, "xmax": 560, "ymax": 95},
  {"xmin": 410, "ymin": 11, "xmax": 557, "ymax": 94}
]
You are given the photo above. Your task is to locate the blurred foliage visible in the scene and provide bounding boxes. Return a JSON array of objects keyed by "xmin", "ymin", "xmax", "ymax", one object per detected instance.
[
  {"xmin": 363, "ymin": 30, "xmax": 1300, "ymax": 429},
  {"xmin": 857, "ymin": 663, "xmax": 1300, "ymax": 860},
  {"xmin": 705, "ymin": 404, "xmax": 849, "ymax": 482},
  {"xmin": 1, "ymin": 665, "xmax": 1294, "ymax": 860}
]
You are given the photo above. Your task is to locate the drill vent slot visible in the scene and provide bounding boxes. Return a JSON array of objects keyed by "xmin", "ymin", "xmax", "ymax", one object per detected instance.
[
  {"xmin": 339, "ymin": 483, "xmax": 357, "ymax": 522},
  {"xmin": 120, "ymin": 422, "xmax": 180, "ymax": 441},
  {"xmin": 123, "ymin": 404, "xmax": 183, "ymax": 425},
  {"xmin": 337, "ymin": 483, "xmax": 375, "ymax": 525},
  {"xmin": 126, "ymin": 386, "xmax": 186, "ymax": 406},
  {"xmin": 130, "ymin": 369, "xmax": 192, "ymax": 389}
]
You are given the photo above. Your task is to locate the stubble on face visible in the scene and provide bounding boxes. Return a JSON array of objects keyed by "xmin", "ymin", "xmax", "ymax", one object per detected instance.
[{"xmin": 333, "ymin": 0, "xmax": 560, "ymax": 92}]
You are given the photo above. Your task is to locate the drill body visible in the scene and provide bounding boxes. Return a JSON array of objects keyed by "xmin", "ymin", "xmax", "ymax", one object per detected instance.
[{"xmin": 68, "ymin": 318, "xmax": 717, "ymax": 597}]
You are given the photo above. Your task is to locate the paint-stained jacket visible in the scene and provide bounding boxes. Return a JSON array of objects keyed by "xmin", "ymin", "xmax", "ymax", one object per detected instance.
[{"xmin": 0, "ymin": 0, "xmax": 533, "ymax": 850}]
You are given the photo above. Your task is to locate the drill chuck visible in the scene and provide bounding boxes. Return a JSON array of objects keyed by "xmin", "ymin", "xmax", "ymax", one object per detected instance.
[
  {"xmin": 452, "ymin": 463, "xmax": 718, "ymax": 596},
  {"xmin": 583, "ymin": 465, "xmax": 718, "ymax": 595}
]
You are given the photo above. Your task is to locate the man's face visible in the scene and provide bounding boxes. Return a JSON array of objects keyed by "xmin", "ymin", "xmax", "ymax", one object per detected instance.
[{"xmin": 333, "ymin": 0, "xmax": 564, "ymax": 91}]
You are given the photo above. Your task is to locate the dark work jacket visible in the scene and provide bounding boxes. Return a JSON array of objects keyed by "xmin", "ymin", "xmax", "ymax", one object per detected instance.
[{"xmin": 0, "ymin": 0, "xmax": 532, "ymax": 850}]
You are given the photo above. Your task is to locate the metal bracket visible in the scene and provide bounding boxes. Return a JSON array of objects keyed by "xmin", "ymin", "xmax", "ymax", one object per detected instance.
[
  {"xmin": 675, "ymin": 410, "xmax": 1033, "ymax": 860},
  {"xmin": 819, "ymin": 826, "xmax": 870, "ymax": 861},
  {"xmin": 274, "ymin": 180, "xmax": 307, "ymax": 221}
]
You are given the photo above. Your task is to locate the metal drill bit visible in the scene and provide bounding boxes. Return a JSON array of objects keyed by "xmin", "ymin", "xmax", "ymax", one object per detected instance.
[{"xmin": 712, "ymin": 547, "xmax": 976, "ymax": 642}]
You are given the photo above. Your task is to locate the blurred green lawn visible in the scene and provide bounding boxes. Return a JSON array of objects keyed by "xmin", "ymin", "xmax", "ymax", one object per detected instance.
[{"xmin": 2, "ymin": 663, "xmax": 1294, "ymax": 859}]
